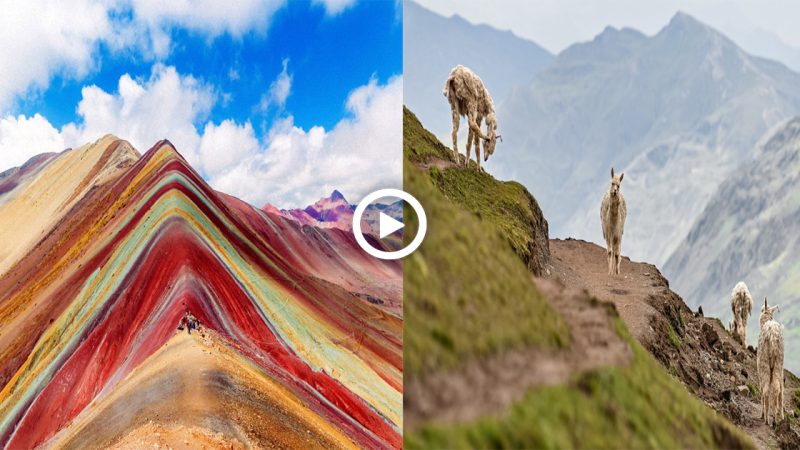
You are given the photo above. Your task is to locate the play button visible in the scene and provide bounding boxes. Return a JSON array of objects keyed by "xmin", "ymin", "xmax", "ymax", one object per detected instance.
[
  {"xmin": 353, "ymin": 188, "xmax": 427, "ymax": 260},
  {"xmin": 379, "ymin": 212, "xmax": 404, "ymax": 239}
]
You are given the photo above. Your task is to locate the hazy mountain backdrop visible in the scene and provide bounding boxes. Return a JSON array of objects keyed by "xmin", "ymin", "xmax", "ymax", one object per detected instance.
[
  {"xmin": 494, "ymin": 12, "xmax": 800, "ymax": 267},
  {"xmin": 664, "ymin": 118, "xmax": 800, "ymax": 371}
]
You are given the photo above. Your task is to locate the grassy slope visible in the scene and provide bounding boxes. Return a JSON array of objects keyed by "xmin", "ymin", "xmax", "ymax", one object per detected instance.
[
  {"xmin": 404, "ymin": 160, "xmax": 567, "ymax": 376},
  {"xmin": 404, "ymin": 108, "xmax": 549, "ymax": 274},
  {"xmin": 403, "ymin": 107, "xmax": 753, "ymax": 449},
  {"xmin": 406, "ymin": 320, "xmax": 751, "ymax": 449}
]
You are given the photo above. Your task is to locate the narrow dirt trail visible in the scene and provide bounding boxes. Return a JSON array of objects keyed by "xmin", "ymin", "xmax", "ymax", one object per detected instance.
[
  {"xmin": 405, "ymin": 278, "xmax": 632, "ymax": 431},
  {"xmin": 548, "ymin": 238, "xmax": 665, "ymax": 343},
  {"xmin": 547, "ymin": 238, "xmax": 800, "ymax": 449}
]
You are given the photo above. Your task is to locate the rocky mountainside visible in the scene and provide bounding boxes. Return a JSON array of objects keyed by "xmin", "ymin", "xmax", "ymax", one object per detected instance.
[
  {"xmin": 548, "ymin": 238, "xmax": 800, "ymax": 449},
  {"xmin": 493, "ymin": 12, "xmax": 800, "ymax": 266},
  {"xmin": 403, "ymin": 0, "xmax": 553, "ymax": 142},
  {"xmin": 403, "ymin": 107, "xmax": 770, "ymax": 449},
  {"xmin": 0, "ymin": 138, "xmax": 402, "ymax": 448},
  {"xmin": 665, "ymin": 117, "xmax": 800, "ymax": 373}
]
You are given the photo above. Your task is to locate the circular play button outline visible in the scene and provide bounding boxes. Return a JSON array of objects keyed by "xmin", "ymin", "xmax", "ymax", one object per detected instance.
[{"xmin": 352, "ymin": 188, "xmax": 427, "ymax": 260}]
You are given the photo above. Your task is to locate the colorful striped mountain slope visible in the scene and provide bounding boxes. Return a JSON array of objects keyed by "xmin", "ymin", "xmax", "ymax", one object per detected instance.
[{"xmin": 0, "ymin": 136, "xmax": 402, "ymax": 449}]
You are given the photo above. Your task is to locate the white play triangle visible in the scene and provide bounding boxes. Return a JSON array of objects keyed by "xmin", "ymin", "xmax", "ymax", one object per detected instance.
[{"xmin": 379, "ymin": 212, "xmax": 404, "ymax": 239}]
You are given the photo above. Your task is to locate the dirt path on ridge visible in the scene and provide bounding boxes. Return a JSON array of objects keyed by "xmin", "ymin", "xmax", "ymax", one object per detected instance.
[
  {"xmin": 405, "ymin": 277, "xmax": 632, "ymax": 431},
  {"xmin": 547, "ymin": 238, "xmax": 666, "ymax": 344}
]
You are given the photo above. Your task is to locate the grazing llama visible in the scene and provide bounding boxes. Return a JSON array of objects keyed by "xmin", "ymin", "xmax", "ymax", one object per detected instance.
[
  {"xmin": 600, "ymin": 168, "xmax": 627, "ymax": 275},
  {"xmin": 443, "ymin": 65, "xmax": 501, "ymax": 171},
  {"xmin": 729, "ymin": 281, "xmax": 753, "ymax": 346},
  {"xmin": 757, "ymin": 297, "xmax": 784, "ymax": 425}
]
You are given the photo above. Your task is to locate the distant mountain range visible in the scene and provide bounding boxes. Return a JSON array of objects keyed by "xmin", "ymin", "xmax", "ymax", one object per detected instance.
[
  {"xmin": 263, "ymin": 190, "xmax": 403, "ymax": 241},
  {"xmin": 403, "ymin": 0, "xmax": 553, "ymax": 142},
  {"xmin": 664, "ymin": 118, "xmax": 800, "ymax": 372},
  {"xmin": 493, "ymin": 12, "xmax": 800, "ymax": 267}
]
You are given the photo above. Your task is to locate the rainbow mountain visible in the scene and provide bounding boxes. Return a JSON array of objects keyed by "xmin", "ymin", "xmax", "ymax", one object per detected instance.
[{"xmin": 0, "ymin": 136, "xmax": 402, "ymax": 449}]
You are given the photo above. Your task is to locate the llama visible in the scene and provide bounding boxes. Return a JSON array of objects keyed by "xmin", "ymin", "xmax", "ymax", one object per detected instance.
[
  {"xmin": 600, "ymin": 168, "xmax": 627, "ymax": 275},
  {"xmin": 757, "ymin": 297, "xmax": 784, "ymax": 426},
  {"xmin": 443, "ymin": 65, "xmax": 500, "ymax": 171},
  {"xmin": 729, "ymin": 281, "xmax": 752, "ymax": 346}
]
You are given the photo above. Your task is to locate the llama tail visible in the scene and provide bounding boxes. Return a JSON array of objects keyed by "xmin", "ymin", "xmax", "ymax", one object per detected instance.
[{"xmin": 443, "ymin": 75, "xmax": 455, "ymax": 98}]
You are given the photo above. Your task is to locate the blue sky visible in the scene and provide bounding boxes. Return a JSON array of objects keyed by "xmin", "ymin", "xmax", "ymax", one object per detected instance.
[
  {"xmin": 0, "ymin": 0, "xmax": 403, "ymax": 208},
  {"xmin": 14, "ymin": 0, "xmax": 401, "ymax": 135}
]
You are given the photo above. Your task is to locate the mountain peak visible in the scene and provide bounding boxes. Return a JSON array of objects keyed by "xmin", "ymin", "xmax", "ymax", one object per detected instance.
[
  {"xmin": 600, "ymin": 25, "xmax": 617, "ymax": 35},
  {"xmin": 662, "ymin": 11, "xmax": 709, "ymax": 35},
  {"xmin": 140, "ymin": 139, "xmax": 186, "ymax": 165},
  {"xmin": 330, "ymin": 189, "xmax": 346, "ymax": 202}
]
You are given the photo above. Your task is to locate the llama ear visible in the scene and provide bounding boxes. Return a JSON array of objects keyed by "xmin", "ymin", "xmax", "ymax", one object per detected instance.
[
  {"xmin": 619, "ymin": 172, "xmax": 624, "ymax": 182},
  {"xmin": 764, "ymin": 297, "xmax": 768, "ymax": 308},
  {"xmin": 611, "ymin": 168, "xmax": 615, "ymax": 178}
]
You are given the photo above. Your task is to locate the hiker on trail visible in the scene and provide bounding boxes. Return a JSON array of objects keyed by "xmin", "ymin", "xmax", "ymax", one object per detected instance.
[
  {"xmin": 186, "ymin": 312, "xmax": 199, "ymax": 334},
  {"xmin": 177, "ymin": 309, "xmax": 200, "ymax": 334}
]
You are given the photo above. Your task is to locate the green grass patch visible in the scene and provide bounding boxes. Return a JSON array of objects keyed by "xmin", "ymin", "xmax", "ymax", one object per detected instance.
[
  {"xmin": 747, "ymin": 382, "xmax": 758, "ymax": 397},
  {"xmin": 669, "ymin": 364, "xmax": 679, "ymax": 378},
  {"xmin": 405, "ymin": 319, "xmax": 754, "ymax": 450},
  {"xmin": 667, "ymin": 324, "xmax": 681, "ymax": 349},
  {"xmin": 403, "ymin": 161, "xmax": 568, "ymax": 376},
  {"xmin": 794, "ymin": 390, "xmax": 800, "ymax": 418},
  {"xmin": 430, "ymin": 165, "xmax": 547, "ymax": 270},
  {"xmin": 404, "ymin": 106, "xmax": 453, "ymax": 163}
]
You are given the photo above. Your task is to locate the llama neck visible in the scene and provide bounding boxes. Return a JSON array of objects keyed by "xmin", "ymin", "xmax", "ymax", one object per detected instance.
[{"xmin": 609, "ymin": 193, "xmax": 620, "ymax": 212}]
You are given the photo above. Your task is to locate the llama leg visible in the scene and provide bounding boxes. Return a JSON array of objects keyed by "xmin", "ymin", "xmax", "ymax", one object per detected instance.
[
  {"xmin": 451, "ymin": 109, "xmax": 460, "ymax": 164},
  {"xmin": 766, "ymin": 390, "xmax": 772, "ymax": 425},
  {"xmin": 611, "ymin": 240, "xmax": 617, "ymax": 275},
  {"xmin": 607, "ymin": 246, "xmax": 613, "ymax": 275},
  {"xmin": 475, "ymin": 134, "xmax": 482, "ymax": 172},
  {"xmin": 615, "ymin": 239, "xmax": 622, "ymax": 275},
  {"xmin": 466, "ymin": 128, "xmax": 473, "ymax": 168}
]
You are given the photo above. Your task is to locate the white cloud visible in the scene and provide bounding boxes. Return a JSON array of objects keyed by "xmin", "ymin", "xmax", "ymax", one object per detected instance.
[
  {"xmin": 130, "ymin": 0, "xmax": 286, "ymax": 38},
  {"xmin": 260, "ymin": 58, "xmax": 293, "ymax": 112},
  {"xmin": 0, "ymin": 114, "xmax": 65, "ymax": 170},
  {"xmin": 0, "ymin": 0, "xmax": 113, "ymax": 110},
  {"xmin": 198, "ymin": 119, "xmax": 260, "ymax": 174},
  {"xmin": 127, "ymin": 0, "xmax": 288, "ymax": 58},
  {"xmin": 212, "ymin": 75, "xmax": 403, "ymax": 208},
  {"xmin": 61, "ymin": 64, "xmax": 213, "ymax": 164},
  {"xmin": 312, "ymin": 0, "xmax": 357, "ymax": 17},
  {"xmin": 0, "ymin": 0, "xmax": 290, "ymax": 111}
]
